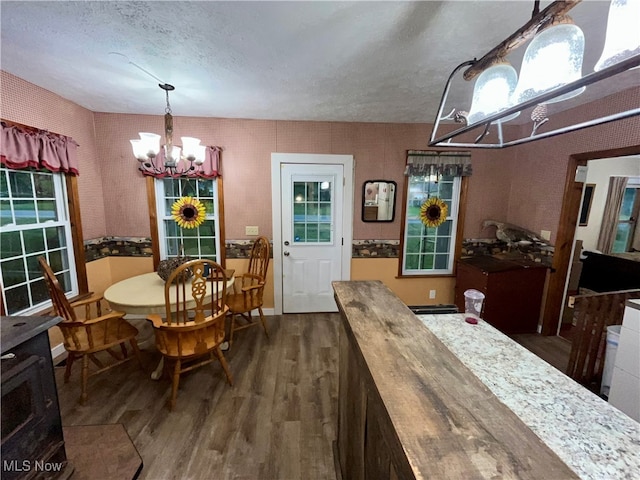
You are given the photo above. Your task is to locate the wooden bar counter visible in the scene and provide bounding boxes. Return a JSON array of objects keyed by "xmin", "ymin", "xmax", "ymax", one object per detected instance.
[{"xmin": 332, "ymin": 281, "xmax": 638, "ymax": 480}]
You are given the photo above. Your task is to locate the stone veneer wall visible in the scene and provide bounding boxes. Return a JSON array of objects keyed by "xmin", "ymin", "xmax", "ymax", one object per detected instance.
[
  {"xmin": 461, "ymin": 239, "xmax": 554, "ymax": 266},
  {"xmin": 84, "ymin": 237, "xmax": 153, "ymax": 262},
  {"xmin": 352, "ymin": 240, "xmax": 400, "ymax": 257},
  {"xmin": 84, "ymin": 237, "xmax": 554, "ymax": 265},
  {"xmin": 84, "ymin": 237, "xmax": 403, "ymax": 260},
  {"xmin": 84, "ymin": 237, "xmax": 275, "ymax": 261}
]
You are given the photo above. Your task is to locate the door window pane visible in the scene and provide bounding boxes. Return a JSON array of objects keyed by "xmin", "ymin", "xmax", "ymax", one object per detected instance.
[{"xmin": 292, "ymin": 180, "xmax": 332, "ymax": 244}]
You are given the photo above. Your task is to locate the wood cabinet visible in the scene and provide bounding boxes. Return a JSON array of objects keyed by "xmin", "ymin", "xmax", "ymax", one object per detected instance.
[{"xmin": 455, "ymin": 256, "xmax": 548, "ymax": 334}]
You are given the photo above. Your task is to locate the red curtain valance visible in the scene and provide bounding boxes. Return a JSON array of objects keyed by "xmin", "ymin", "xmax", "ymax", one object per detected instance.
[
  {"xmin": 1, "ymin": 122, "xmax": 79, "ymax": 175},
  {"xmin": 139, "ymin": 146, "xmax": 222, "ymax": 179}
]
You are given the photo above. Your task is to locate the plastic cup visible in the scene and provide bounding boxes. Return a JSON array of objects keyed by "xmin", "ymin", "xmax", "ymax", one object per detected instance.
[{"xmin": 464, "ymin": 289, "xmax": 485, "ymax": 321}]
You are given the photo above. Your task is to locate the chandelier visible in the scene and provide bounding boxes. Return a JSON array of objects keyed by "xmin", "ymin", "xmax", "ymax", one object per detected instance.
[
  {"xmin": 429, "ymin": 0, "xmax": 640, "ymax": 149},
  {"xmin": 130, "ymin": 83, "xmax": 206, "ymax": 174}
]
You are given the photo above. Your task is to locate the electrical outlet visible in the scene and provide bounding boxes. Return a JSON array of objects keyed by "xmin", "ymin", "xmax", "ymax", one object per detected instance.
[
  {"xmin": 541, "ymin": 230, "xmax": 551, "ymax": 241},
  {"xmin": 245, "ymin": 226, "xmax": 259, "ymax": 236},
  {"xmin": 429, "ymin": 289, "xmax": 436, "ymax": 299}
]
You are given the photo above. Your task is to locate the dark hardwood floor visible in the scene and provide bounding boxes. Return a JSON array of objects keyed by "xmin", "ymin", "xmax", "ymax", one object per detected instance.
[
  {"xmin": 55, "ymin": 314, "xmax": 340, "ymax": 480},
  {"xmin": 54, "ymin": 311, "xmax": 573, "ymax": 480},
  {"xmin": 510, "ymin": 332, "xmax": 572, "ymax": 373}
]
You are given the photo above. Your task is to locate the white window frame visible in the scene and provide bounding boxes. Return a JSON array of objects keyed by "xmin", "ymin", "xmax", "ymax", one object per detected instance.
[
  {"xmin": 401, "ymin": 174, "xmax": 462, "ymax": 275},
  {"xmin": 0, "ymin": 167, "xmax": 77, "ymax": 314},
  {"xmin": 154, "ymin": 177, "xmax": 221, "ymax": 262}
]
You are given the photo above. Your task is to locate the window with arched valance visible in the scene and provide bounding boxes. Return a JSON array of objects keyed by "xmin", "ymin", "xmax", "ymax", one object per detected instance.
[
  {"xmin": 0, "ymin": 120, "xmax": 86, "ymax": 315},
  {"xmin": 1, "ymin": 122, "xmax": 79, "ymax": 174},
  {"xmin": 400, "ymin": 150, "xmax": 471, "ymax": 276}
]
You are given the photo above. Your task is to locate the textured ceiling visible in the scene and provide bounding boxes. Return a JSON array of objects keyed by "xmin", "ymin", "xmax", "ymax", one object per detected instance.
[{"xmin": 0, "ymin": 1, "xmax": 630, "ymax": 123}]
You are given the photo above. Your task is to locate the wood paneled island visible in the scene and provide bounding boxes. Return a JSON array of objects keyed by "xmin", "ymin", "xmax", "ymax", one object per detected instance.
[{"xmin": 332, "ymin": 280, "xmax": 640, "ymax": 480}]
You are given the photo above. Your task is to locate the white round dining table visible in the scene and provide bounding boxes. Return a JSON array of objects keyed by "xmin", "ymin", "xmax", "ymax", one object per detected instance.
[{"xmin": 104, "ymin": 271, "xmax": 235, "ymax": 316}]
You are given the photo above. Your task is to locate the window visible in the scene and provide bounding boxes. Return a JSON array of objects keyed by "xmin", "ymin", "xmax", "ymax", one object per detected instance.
[
  {"xmin": 612, "ymin": 180, "xmax": 640, "ymax": 253},
  {"xmin": 293, "ymin": 179, "xmax": 333, "ymax": 243},
  {"xmin": 401, "ymin": 174, "xmax": 461, "ymax": 275},
  {"xmin": 0, "ymin": 167, "xmax": 77, "ymax": 314},
  {"xmin": 155, "ymin": 177, "xmax": 221, "ymax": 261}
]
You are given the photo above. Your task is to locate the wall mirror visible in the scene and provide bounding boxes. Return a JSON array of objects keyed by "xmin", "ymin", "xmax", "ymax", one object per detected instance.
[{"xmin": 362, "ymin": 180, "xmax": 396, "ymax": 222}]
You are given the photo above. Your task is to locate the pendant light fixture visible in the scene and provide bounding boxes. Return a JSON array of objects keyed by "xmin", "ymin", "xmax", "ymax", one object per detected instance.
[
  {"xmin": 428, "ymin": 0, "xmax": 640, "ymax": 149},
  {"xmin": 131, "ymin": 83, "xmax": 206, "ymax": 175},
  {"xmin": 512, "ymin": 17, "xmax": 585, "ymax": 105},
  {"xmin": 594, "ymin": 0, "xmax": 640, "ymax": 71},
  {"xmin": 467, "ymin": 62, "xmax": 520, "ymax": 125}
]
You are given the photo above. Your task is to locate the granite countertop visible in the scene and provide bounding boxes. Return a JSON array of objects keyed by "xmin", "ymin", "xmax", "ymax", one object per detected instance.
[{"xmin": 418, "ymin": 313, "xmax": 640, "ymax": 480}]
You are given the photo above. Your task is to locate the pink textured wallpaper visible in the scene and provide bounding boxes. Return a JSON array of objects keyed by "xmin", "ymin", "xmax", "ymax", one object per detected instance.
[
  {"xmin": 2, "ymin": 70, "xmax": 639, "ymax": 246},
  {"xmin": 504, "ymin": 88, "xmax": 640, "ymax": 244},
  {"xmin": 1, "ymin": 71, "xmax": 107, "ymax": 239},
  {"xmin": 93, "ymin": 113, "xmax": 426, "ymax": 239}
]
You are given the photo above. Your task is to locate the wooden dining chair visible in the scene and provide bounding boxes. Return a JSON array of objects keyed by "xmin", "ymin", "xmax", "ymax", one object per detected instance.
[
  {"xmin": 146, "ymin": 259, "xmax": 233, "ymax": 411},
  {"xmin": 39, "ymin": 257, "xmax": 143, "ymax": 405},
  {"xmin": 227, "ymin": 236, "xmax": 270, "ymax": 346}
]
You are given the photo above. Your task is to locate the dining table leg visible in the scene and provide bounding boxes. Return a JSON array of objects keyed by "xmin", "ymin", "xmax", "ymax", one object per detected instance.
[{"xmin": 151, "ymin": 357, "xmax": 164, "ymax": 380}]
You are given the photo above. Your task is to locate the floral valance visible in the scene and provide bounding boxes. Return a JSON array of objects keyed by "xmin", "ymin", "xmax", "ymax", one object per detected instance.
[
  {"xmin": 140, "ymin": 146, "xmax": 222, "ymax": 179},
  {"xmin": 1, "ymin": 122, "xmax": 79, "ymax": 175},
  {"xmin": 405, "ymin": 150, "xmax": 472, "ymax": 177}
]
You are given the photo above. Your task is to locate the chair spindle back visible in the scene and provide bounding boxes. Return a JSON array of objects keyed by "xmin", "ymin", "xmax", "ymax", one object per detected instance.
[
  {"xmin": 163, "ymin": 259, "xmax": 227, "ymax": 325},
  {"xmin": 248, "ymin": 236, "xmax": 270, "ymax": 280},
  {"xmin": 39, "ymin": 256, "xmax": 78, "ymax": 322}
]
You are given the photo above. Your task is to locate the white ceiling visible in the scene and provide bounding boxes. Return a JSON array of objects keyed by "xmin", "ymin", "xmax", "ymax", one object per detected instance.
[{"xmin": 0, "ymin": 1, "xmax": 630, "ymax": 124}]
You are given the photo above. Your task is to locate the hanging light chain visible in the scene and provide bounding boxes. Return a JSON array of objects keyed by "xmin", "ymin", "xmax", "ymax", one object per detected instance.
[{"xmin": 160, "ymin": 83, "xmax": 175, "ymax": 165}]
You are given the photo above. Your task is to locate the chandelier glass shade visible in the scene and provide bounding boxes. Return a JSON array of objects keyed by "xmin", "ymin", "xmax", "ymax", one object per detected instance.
[
  {"xmin": 467, "ymin": 63, "xmax": 520, "ymax": 125},
  {"xmin": 130, "ymin": 132, "xmax": 161, "ymax": 160},
  {"xmin": 594, "ymin": 0, "xmax": 640, "ymax": 71},
  {"xmin": 512, "ymin": 22, "xmax": 585, "ymax": 105},
  {"xmin": 131, "ymin": 84, "xmax": 206, "ymax": 174}
]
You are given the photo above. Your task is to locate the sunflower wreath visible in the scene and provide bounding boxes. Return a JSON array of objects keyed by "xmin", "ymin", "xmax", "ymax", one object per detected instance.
[
  {"xmin": 419, "ymin": 197, "xmax": 448, "ymax": 228},
  {"xmin": 171, "ymin": 196, "xmax": 206, "ymax": 229},
  {"xmin": 156, "ymin": 256, "xmax": 192, "ymax": 282}
]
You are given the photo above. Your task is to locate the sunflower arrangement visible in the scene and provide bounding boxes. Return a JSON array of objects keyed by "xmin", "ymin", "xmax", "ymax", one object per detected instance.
[
  {"xmin": 420, "ymin": 196, "xmax": 448, "ymax": 228},
  {"xmin": 171, "ymin": 196, "xmax": 206, "ymax": 229}
]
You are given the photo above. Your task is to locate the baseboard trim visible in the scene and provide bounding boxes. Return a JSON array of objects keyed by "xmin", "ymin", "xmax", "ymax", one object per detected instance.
[{"xmin": 51, "ymin": 342, "xmax": 67, "ymax": 363}]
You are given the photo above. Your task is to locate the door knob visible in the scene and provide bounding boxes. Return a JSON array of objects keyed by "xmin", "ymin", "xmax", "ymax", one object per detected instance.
[
  {"xmin": 284, "ymin": 251, "xmax": 290, "ymax": 256},
  {"xmin": 284, "ymin": 241, "xmax": 290, "ymax": 246}
]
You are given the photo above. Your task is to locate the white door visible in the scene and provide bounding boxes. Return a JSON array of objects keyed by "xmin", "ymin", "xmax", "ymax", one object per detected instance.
[{"xmin": 280, "ymin": 163, "xmax": 344, "ymax": 312}]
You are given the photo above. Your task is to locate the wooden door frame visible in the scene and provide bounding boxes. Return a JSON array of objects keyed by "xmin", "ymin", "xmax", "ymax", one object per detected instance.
[
  {"xmin": 271, "ymin": 153, "xmax": 354, "ymax": 315},
  {"xmin": 540, "ymin": 144, "xmax": 640, "ymax": 335}
]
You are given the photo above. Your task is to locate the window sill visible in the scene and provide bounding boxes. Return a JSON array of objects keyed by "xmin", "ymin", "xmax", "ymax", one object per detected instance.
[{"xmin": 395, "ymin": 273, "xmax": 456, "ymax": 279}]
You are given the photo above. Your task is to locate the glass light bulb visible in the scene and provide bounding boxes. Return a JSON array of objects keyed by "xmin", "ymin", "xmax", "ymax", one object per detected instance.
[
  {"xmin": 130, "ymin": 139, "xmax": 147, "ymax": 161},
  {"xmin": 467, "ymin": 63, "xmax": 520, "ymax": 125},
  {"xmin": 193, "ymin": 145, "xmax": 206, "ymax": 165},
  {"xmin": 513, "ymin": 23, "xmax": 585, "ymax": 104},
  {"xmin": 181, "ymin": 136, "xmax": 202, "ymax": 161},
  {"xmin": 138, "ymin": 132, "xmax": 161, "ymax": 157},
  {"xmin": 595, "ymin": 0, "xmax": 640, "ymax": 71}
]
